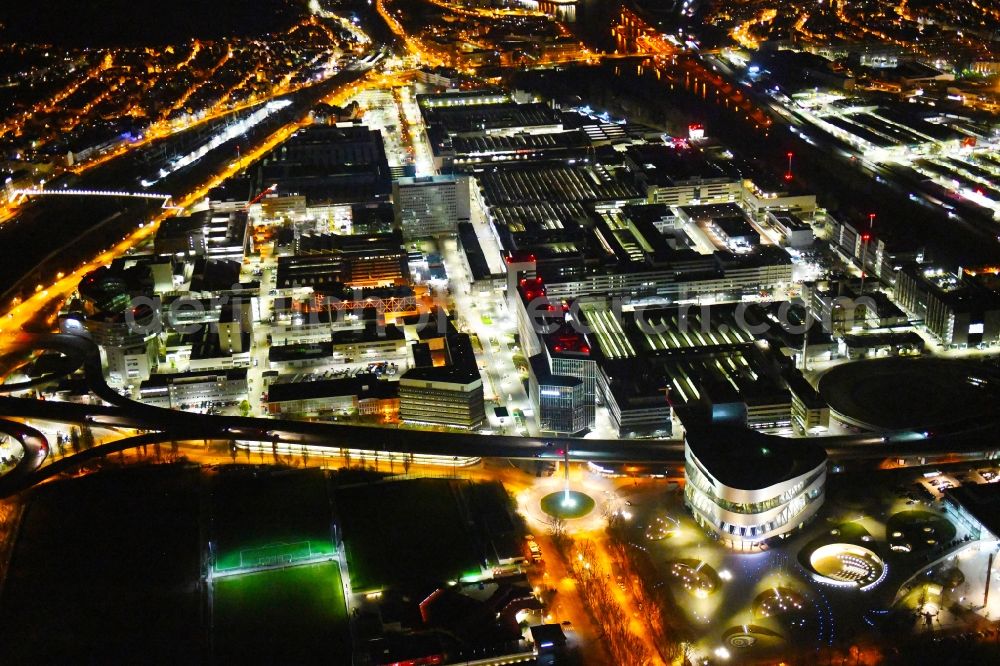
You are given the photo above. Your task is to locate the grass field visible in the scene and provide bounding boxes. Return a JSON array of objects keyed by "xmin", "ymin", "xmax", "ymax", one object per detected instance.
[
  {"xmin": 887, "ymin": 510, "xmax": 956, "ymax": 555},
  {"xmin": 335, "ymin": 478, "xmax": 483, "ymax": 591},
  {"xmin": 0, "ymin": 464, "xmax": 202, "ymax": 662},
  {"xmin": 213, "ymin": 561, "xmax": 350, "ymax": 663},
  {"xmin": 211, "ymin": 467, "xmax": 335, "ymax": 573}
]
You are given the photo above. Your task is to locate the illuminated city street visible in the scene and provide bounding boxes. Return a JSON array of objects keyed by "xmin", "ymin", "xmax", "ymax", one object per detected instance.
[{"xmin": 1, "ymin": 0, "xmax": 1000, "ymax": 663}]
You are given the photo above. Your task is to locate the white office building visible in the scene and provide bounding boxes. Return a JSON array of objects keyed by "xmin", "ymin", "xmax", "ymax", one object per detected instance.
[{"xmin": 393, "ymin": 175, "xmax": 470, "ymax": 238}]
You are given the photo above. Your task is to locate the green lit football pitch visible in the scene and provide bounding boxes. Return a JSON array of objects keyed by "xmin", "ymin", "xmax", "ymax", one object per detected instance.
[
  {"xmin": 213, "ymin": 562, "xmax": 350, "ymax": 663},
  {"xmin": 210, "ymin": 468, "xmax": 335, "ymax": 575},
  {"xmin": 214, "ymin": 539, "xmax": 335, "ymax": 574}
]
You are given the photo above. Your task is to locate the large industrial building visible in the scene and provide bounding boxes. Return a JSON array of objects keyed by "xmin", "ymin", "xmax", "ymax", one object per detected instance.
[
  {"xmin": 515, "ymin": 291, "xmax": 827, "ymax": 438},
  {"xmin": 895, "ymin": 264, "xmax": 1000, "ymax": 347},
  {"xmin": 138, "ymin": 368, "xmax": 249, "ymax": 410},
  {"xmin": 624, "ymin": 144, "xmax": 742, "ymax": 206},
  {"xmin": 267, "ymin": 373, "xmax": 399, "ymax": 418},
  {"xmin": 417, "ymin": 94, "xmax": 806, "ymax": 320},
  {"xmin": 499, "ymin": 202, "xmax": 793, "ymax": 303},
  {"xmin": 256, "ymin": 125, "xmax": 392, "ymax": 206},
  {"xmin": 154, "ymin": 210, "xmax": 251, "ymax": 261},
  {"xmin": 828, "ymin": 214, "xmax": 922, "ymax": 287},
  {"xmin": 275, "ymin": 229, "xmax": 410, "ymax": 290},
  {"xmin": 418, "ymin": 92, "xmax": 563, "ymax": 139}
]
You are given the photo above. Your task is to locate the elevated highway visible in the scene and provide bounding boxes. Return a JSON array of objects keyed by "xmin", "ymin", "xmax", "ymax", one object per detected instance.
[{"xmin": 1, "ymin": 333, "xmax": 1000, "ymax": 498}]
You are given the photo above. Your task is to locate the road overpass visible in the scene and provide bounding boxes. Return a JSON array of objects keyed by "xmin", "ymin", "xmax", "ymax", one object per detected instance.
[{"xmin": 2, "ymin": 332, "xmax": 1000, "ymax": 496}]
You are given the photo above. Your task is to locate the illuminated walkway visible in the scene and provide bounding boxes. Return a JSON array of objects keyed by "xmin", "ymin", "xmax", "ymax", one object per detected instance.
[{"xmin": 12, "ymin": 189, "xmax": 171, "ymax": 201}]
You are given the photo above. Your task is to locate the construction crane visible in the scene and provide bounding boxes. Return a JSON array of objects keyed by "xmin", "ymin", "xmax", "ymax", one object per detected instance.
[{"xmin": 244, "ymin": 184, "xmax": 277, "ymax": 211}]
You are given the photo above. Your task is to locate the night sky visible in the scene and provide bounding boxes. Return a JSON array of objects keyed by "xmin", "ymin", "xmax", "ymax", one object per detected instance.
[{"xmin": 0, "ymin": 0, "xmax": 301, "ymax": 46}]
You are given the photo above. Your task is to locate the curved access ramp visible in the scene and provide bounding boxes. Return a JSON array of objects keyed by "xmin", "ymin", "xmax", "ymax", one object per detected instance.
[
  {"xmin": 10, "ymin": 429, "xmax": 196, "ymax": 494},
  {"xmin": 0, "ymin": 334, "xmax": 87, "ymax": 396},
  {"xmin": 0, "ymin": 418, "xmax": 48, "ymax": 495}
]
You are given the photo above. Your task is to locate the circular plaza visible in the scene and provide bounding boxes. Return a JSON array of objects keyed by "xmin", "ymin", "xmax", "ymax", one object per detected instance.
[
  {"xmin": 722, "ymin": 624, "xmax": 784, "ymax": 651},
  {"xmin": 752, "ymin": 586, "xmax": 807, "ymax": 620},
  {"xmin": 887, "ymin": 510, "xmax": 956, "ymax": 554},
  {"xmin": 808, "ymin": 543, "xmax": 885, "ymax": 588}
]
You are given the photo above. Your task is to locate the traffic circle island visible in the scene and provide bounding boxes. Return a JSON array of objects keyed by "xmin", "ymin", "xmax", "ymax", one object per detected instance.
[{"xmin": 539, "ymin": 490, "xmax": 595, "ymax": 520}]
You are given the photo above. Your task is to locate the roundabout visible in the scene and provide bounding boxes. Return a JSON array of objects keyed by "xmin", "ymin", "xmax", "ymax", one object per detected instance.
[
  {"xmin": 514, "ymin": 473, "xmax": 617, "ymax": 534},
  {"xmin": 539, "ymin": 490, "xmax": 596, "ymax": 520},
  {"xmin": 0, "ymin": 434, "xmax": 26, "ymax": 474},
  {"xmin": 0, "ymin": 419, "xmax": 48, "ymax": 495}
]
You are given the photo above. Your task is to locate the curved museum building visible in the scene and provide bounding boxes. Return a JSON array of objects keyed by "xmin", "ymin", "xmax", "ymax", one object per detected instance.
[{"xmin": 683, "ymin": 424, "xmax": 828, "ymax": 551}]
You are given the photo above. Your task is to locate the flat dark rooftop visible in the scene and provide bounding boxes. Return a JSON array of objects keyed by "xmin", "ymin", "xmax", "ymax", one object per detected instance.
[
  {"xmin": 331, "ymin": 324, "xmax": 404, "ymax": 344},
  {"xmin": 477, "ymin": 160, "xmax": 643, "ymax": 206},
  {"xmin": 946, "ymin": 483, "xmax": 1000, "ymax": 540},
  {"xmin": 422, "ymin": 102, "xmax": 560, "ymax": 134},
  {"xmin": 268, "ymin": 374, "xmax": 397, "ymax": 403},
  {"xmin": 402, "ymin": 333, "xmax": 481, "ymax": 384},
  {"xmin": 458, "ymin": 222, "xmax": 493, "ymax": 282},
  {"xmin": 626, "ymin": 144, "xmax": 738, "ymax": 185},
  {"xmin": 679, "ymin": 202, "xmax": 747, "ymax": 221},
  {"xmin": 819, "ymin": 357, "xmax": 1000, "ymax": 431},
  {"xmin": 684, "ymin": 421, "xmax": 827, "ymax": 491},
  {"xmin": 529, "ymin": 354, "xmax": 582, "ymax": 388},
  {"xmin": 140, "ymin": 367, "xmax": 247, "ymax": 389},
  {"xmin": 268, "ymin": 342, "xmax": 332, "ymax": 363},
  {"xmin": 450, "ymin": 129, "xmax": 589, "ymax": 157}
]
